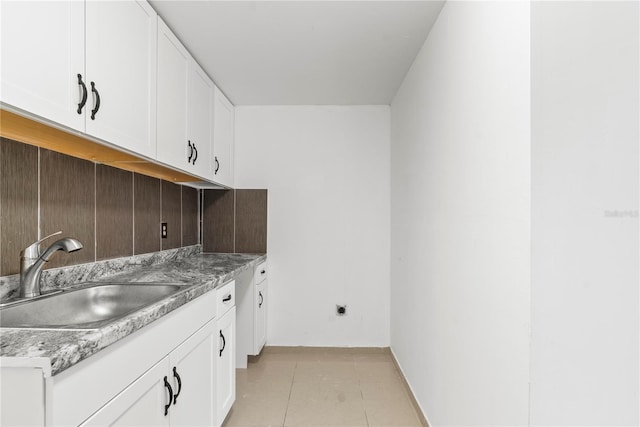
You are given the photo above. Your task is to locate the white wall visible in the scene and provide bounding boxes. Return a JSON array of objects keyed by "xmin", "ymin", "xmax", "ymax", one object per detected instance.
[
  {"xmin": 530, "ymin": 2, "xmax": 639, "ymax": 425},
  {"xmin": 390, "ymin": 2, "xmax": 531, "ymax": 426},
  {"xmin": 235, "ymin": 106, "xmax": 390, "ymax": 347}
]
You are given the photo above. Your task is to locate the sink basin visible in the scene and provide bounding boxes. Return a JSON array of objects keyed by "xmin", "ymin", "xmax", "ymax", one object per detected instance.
[{"xmin": 0, "ymin": 283, "xmax": 185, "ymax": 330}]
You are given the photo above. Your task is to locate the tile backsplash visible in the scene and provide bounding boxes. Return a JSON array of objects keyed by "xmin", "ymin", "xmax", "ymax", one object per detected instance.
[
  {"xmin": 0, "ymin": 139, "xmax": 37, "ymax": 275},
  {"xmin": 40, "ymin": 148, "xmax": 96, "ymax": 268},
  {"xmin": 203, "ymin": 189, "xmax": 235, "ymax": 253},
  {"xmin": 0, "ymin": 137, "xmax": 200, "ymax": 277},
  {"xmin": 203, "ymin": 189, "xmax": 268, "ymax": 254}
]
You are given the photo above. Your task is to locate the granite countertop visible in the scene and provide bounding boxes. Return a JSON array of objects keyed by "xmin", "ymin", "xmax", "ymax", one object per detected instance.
[{"xmin": 0, "ymin": 252, "xmax": 266, "ymax": 376}]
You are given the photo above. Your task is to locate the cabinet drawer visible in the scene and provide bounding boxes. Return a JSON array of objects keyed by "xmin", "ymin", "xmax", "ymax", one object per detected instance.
[
  {"xmin": 254, "ymin": 261, "xmax": 267, "ymax": 284},
  {"xmin": 216, "ymin": 280, "xmax": 235, "ymax": 316}
]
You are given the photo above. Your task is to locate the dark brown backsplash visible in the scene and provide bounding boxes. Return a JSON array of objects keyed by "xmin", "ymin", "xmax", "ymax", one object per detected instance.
[
  {"xmin": 134, "ymin": 174, "xmax": 161, "ymax": 255},
  {"xmin": 96, "ymin": 165, "xmax": 133, "ymax": 261},
  {"xmin": 0, "ymin": 138, "xmax": 200, "ymax": 276},
  {"xmin": 203, "ymin": 189, "xmax": 235, "ymax": 253},
  {"xmin": 182, "ymin": 187, "xmax": 199, "ymax": 247},
  {"xmin": 0, "ymin": 138, "xmax": 38, "ymax": 275},
  {"xmin": 40, "ymin": 148, "xmax": 96, "ymax": 268},
  {"xmin": 203, "ymin": 189, "xmax": 267, "ymax": 254},
  {"xmin": 235, "ymin": 190, "xmax": 268, "ymax": 254},
  {"xmin": 161, "ymin": 180, "xmax": 182, "ymax": 250}
]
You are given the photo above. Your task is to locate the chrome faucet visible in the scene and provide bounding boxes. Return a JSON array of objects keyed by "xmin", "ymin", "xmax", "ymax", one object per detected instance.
[{"xmin": 19, "ymin": 231, "xmax": 83, "ymax": 298}]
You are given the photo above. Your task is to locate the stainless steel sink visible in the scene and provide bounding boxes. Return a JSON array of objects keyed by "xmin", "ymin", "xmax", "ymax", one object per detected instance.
[{"xmin": 0, "ymin": 283, "xmax": 185, "ymax": 330}]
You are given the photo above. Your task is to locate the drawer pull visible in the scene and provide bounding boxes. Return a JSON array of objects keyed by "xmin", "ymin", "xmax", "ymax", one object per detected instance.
[
  {"xmin": 187, "ymin": 141, "xmax": 193, "ymax": 163},
  {"xmin": 214, "ymin": 156, "xmax": 219, "ymax": 174},
  {"xmin": 258, "ymin": 291, "xmax": 264, "ymax": 308},
  {"xmin": 261, "ymin": 270, "xmax": 266, "ymax": 275},
  {"xmin": 222, "ymin": 294, "xmax": 232, "ymax": 303},
  {"xmin": 172, "ymin": 367, "xmax": 182, "ymax": 405},
  {"xmin": 163, "ymin": 376, "xmax": 173, "ymax": 416},
  {"xmin": 219, "ymin": 330, "xmax": 226, "ymax": 357}
]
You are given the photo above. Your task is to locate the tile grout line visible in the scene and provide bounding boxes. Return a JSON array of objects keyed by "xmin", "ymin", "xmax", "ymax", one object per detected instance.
[
  {"xmin": 360, "ymin": 376, "xmax": 370, "ymax": 427},
  {"xmin": 93, "ymin": 162, "xmax": 96, "ymax": 262},
  {"xmin": 37, "ymin": 147, "xmax": 41, "ymax": 240},
  {"xmin": 131, "ymin": 174, "xmax": 135, "ymax": 255},
  {"xmin": 281, "ymin": 361, "xmax": 297, "ymax": 427}
]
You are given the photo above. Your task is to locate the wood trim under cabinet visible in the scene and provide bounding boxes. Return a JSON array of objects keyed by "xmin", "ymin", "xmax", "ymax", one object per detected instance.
[{"xmin": 0, "ymin": 109, "xmax": 200, "ymax": 183}]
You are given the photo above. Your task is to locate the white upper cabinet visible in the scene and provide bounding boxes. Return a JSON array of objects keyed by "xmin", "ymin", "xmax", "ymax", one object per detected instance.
[
  {"xmin": 157, "ymin": 18, "xmax": 189, "ymax": 171},
  {"xmin": 1, "ymin": 1, "xmax": 85, "ymax": 131},
  {"xmin": 187, "ymin": 62, "xmax": 214, "ymax": 180},
  {"xmin": 1, "ymin": 0, "xmax": 157, "ymax": 159},
  {"xmin": 2, "ymin": 1, "xmax": 234, "ymax": 186},
  {"xmin": 212, "ymin": 87, "xmax": 235, "ymax": 188},
  {"xmin": 157, "ymin": 18, "xmax": 214, "ymax": 181},
  {"xmin": 85, "ymin": 0, "xmax": 157, "ymax": 158}
]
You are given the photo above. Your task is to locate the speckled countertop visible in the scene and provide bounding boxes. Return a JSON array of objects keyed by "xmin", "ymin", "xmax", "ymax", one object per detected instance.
[{"xmin": 0, "ymin": 252, "xmax": 266, "ymax": 376}]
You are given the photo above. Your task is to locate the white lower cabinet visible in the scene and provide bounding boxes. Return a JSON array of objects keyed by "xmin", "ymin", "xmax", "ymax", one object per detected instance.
[
  {"xmin": 80, "ymin": 359, "xmax": 170, "ymax": 427},
  {"xmin": 253, "ymin": 261, "xmax": 268, "ymax": 355},
  {"xmin": 215, "ymin": 280, "xmax": 237, "ymax": 426},
  {"xmin": 169, "ymin": 319, "xmax": 217, "ymax": 426},
  {"xmin": 254, "ymin": 279, "xmax": 267, "ymax": 354},
  {"xmin": 235, "ymin": 261, "xmax": 268, "ymax": 369},
  {"xmin": 0, "ymin": 281, "xmax": 242, "ymax": 427},
  {"xmin": 216, "ymin": 307, "xmax": 236, "ymax": 425},
  {"xmin": 81, "ymin": 318, "xmax": 217, "ymax": 427}
]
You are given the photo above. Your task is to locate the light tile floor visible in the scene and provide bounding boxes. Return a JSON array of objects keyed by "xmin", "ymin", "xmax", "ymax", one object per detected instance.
[{"xmin": 222, "ymin": 347, "xmax": 422, "ymax": 427}]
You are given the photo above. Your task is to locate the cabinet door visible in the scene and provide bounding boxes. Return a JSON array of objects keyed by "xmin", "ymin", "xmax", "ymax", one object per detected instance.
[
  {"xmin": 216, "ymin": 306, "xmax": 236, "ymax": 426},
  {"xmin": 85, "ymin": 0, "xmax": 157, "ymax": 158},
  {"xmin": 187, "ymin": 61, "xmax": 214, "ymax": 179},
  {"xmin": 212, "ymin": 86, "xmax": 235, "ymax": 187},
  {"xmin": 254, "ymin": 280, "xmax": 267, "ymax": 355},
  {"xmin": 156, "ymin": 17, "xmax": 190, "ymax": 172},
  {"xmin": 80, "ymin": 358, "xmax": 171, "ymax": 427},
  {"xmin": 1, "ymin": 0, "xmax": 84, "ymax": 131},
  {"xmin": 169, "ymin": 318, "xmax": 217, "ymax": 427}
]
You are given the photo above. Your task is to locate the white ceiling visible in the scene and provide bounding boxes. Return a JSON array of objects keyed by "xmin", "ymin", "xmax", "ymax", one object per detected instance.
[{"xmin": 149, "ymin": 1, "xmax": 445, "ymax": 105}]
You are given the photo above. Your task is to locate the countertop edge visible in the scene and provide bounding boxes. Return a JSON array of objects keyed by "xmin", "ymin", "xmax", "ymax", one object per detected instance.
[{"xmin": 0, "ymin": 253, "xmax": 267, "ymax": 377}]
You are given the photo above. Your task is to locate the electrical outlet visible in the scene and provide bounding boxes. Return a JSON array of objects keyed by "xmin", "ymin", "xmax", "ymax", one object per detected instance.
[
  {"xmin": 336, "ymin": 305, "xmax": 347, "ymax": 316},
  {"xmin": 161, "ymin": 222, "xmax": 168, "ymax": 238}
]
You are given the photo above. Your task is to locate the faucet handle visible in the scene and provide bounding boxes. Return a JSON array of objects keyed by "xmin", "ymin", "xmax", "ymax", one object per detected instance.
[{"xmin": 21, "ymin": 231, "xmax": 63, "ymax": 259}]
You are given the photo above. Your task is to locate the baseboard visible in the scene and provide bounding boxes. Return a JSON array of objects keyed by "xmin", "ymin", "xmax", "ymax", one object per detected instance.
[
  {"xmin": 263, "ymin": 345, "xmax": 390, "ymax": 353},
  {"xmin": 389, "ymin": 347, "xmax": 431, "ymax": 427}
]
